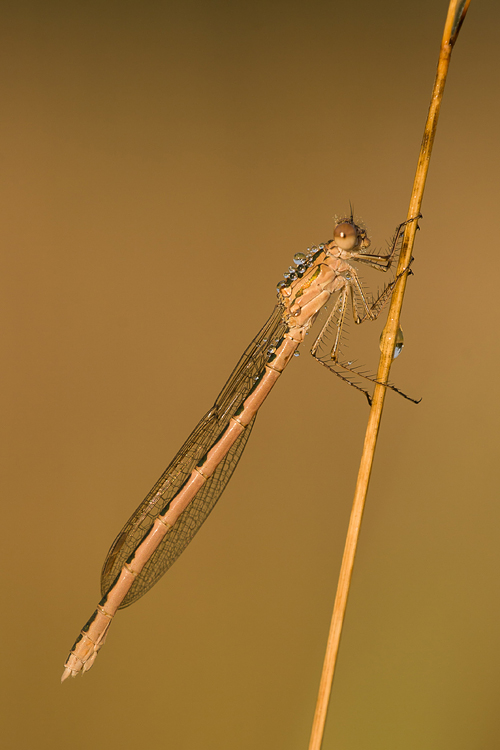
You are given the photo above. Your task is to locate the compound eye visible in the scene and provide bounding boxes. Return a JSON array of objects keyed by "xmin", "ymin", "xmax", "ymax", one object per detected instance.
[{"xmin": 334, "ymin": 222, "xmax": 358, "ymax": 251}]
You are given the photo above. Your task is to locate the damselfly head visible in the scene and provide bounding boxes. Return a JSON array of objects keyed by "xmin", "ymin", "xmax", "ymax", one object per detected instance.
[
  {"xmin": 334, "ymin": 218, "xmax": 371, "ymax": 252},
  {"xmin": 334, "ymin": 221, "xmax": 358, "ymax": 250}
]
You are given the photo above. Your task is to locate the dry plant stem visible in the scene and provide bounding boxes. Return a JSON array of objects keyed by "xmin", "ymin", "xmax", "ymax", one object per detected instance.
[{"xmin": 307, "ymin": 2, "xmax": 471, "ymax": 748}]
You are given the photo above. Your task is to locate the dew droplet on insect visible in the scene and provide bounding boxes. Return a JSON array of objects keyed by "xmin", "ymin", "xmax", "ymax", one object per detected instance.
[{"xmin": 294, "ymin": 351, "xmax": 300, "ymax": 357}]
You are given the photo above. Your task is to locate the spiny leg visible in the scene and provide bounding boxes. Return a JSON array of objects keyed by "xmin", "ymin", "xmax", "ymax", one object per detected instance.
[
  {"xmin": 311, "ymin": 286, "xmax": 347, "ymax": 360},
  {"xmin": 345, "ymin": 215, "xmax": 421, "ymax": 325},
  {"xmin": 344, "ymin": 266, "xmax": 381, "ymax": 323},
  {"xmin": 312, "ymin": 356, "xmax": 375, "ymax": 404},
  {"xmin": 313, "ymin": 338, "xmax": 420, "ymax": 405},
  {"xmin": 327, "ymin": 264, "xmax": 420, "ymax": 402},
  {"xmin": 334, "ymin": 359, "xmax": 421, "ymax": 404},
  {"xmin": 350, "ymin": 215, "xmax": 422, "ymax": 272},
  {"xmin": 311, "ymin": 270, "xmax": 420, "ymax": 404},
  {"xmin": 360, "ymin": 256, "xmax": 415, "ymax": 323},
  {"xmin": 328, "ymin": 265, "xmax": 419, "ymax": 402},
  {"xmin": 311, "ymin": 285, "xmax": 375, "ymax": 402}
]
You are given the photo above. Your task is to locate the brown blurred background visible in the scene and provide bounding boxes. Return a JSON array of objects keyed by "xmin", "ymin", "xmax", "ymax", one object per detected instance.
[{"xmin": 1, "ymin": 2, "xmax": 499, "ymax": 748}]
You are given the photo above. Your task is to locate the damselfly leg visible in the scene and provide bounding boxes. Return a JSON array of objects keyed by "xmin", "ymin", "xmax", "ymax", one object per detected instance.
[{"xmin": 309, "ymin": 216, "xmax": 421, "ymax": 403}]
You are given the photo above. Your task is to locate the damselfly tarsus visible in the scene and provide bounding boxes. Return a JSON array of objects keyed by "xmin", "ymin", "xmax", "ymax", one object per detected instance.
[{"xmin": 61, "ymin": 214, "xmax": 418, "ymax": 681}]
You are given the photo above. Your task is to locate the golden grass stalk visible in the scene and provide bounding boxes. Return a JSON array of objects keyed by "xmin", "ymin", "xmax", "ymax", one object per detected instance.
[{"xmin": 308, "ymin": 2, "xmax": 471, "ymax": 748}]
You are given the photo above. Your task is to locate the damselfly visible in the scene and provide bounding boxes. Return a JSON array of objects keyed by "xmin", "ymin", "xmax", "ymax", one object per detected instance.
[{"xmin": 61, "ymin": 214, "xmax": 417, "ymax": 681}]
